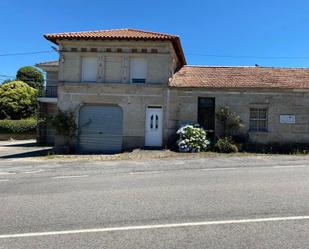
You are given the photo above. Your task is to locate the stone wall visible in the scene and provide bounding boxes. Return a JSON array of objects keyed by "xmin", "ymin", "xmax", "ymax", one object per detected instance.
[
  {"xmin": 168, "ymin": 88, "xmax": 309, "ymax": 144},
  {"xmin": 57, "ymin": 83, "xmax": 168, "ymax": 150},
  {"xmin": 58, "ymin": 40, "xmax": 177, "ymax": 84},
  {"xmin": 37, "ymin": 102, "xmax": 57, "ymax": 145}
]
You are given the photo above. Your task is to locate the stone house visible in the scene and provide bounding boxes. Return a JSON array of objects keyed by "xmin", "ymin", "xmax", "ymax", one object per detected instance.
[{"xmin": 36, "ymin": 28, "xmax": 309, "ymax": 153}]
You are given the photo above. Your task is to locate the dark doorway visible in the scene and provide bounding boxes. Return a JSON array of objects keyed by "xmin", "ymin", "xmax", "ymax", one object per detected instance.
[{"xmin": 198, "ymin": 98, "xmax": 215, "ymax": 141}]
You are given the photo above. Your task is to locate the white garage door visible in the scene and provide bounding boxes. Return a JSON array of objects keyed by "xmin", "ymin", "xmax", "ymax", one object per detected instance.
[{"xmin": 78, "ymin": 105, "xmax": 123, "ymax": 153}]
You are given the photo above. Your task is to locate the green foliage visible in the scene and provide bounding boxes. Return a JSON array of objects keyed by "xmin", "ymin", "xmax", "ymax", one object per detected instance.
[
  {"xmin": 16, "ymin": 66, "xmax": 44, "ymax": 95},
  {"xmin": 0, "ymin": 118, "xmax": 37, "ymax": 134},
  {"xmin": 214, "ymin": 137, "xmax": 238, "ymax": 153},
  {"xmin": 46, "ymin": 110, "xmax": 77, "ymax": 138},
  {"xmin": 216, "ymin": 106, "xmax": 244, "ymax": 137},
  {"xmin": 176, "ymin": 124, "xmax": 210, "ymax": 152},
  {"xmin": 0, "ymin": 81, "xmax": 38, "ymax": 119}
]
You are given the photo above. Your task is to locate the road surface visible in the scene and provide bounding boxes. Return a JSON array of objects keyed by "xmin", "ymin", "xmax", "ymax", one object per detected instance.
[{"xmin": 0, "ymin": 155, "xmax": 309, "ymax": 248}]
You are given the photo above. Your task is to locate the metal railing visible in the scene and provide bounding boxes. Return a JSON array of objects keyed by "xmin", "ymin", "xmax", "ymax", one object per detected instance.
[{"xmin": 45, "ymin": 86, "xmax": 58, "ymax": 97}]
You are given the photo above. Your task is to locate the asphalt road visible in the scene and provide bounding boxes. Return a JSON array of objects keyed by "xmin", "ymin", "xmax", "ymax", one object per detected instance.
[{"xmin": 1, "ymin": 155, "xmax": 309, "ymax": 248}]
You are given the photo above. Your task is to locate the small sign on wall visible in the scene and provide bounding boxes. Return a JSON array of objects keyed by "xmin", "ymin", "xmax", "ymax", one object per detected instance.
[{"xmin": 280, "ymin": 115, "xmax": 296, "ymax": 124}]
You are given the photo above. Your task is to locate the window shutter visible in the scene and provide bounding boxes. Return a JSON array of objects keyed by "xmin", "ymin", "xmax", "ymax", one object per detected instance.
[
  {"xmin": 130, "ymin": 58, "xmax": 147, "ymax": 83},
  {"xmin": 82, "ymin": 57, "xmax": 97, "ymax": 82}
]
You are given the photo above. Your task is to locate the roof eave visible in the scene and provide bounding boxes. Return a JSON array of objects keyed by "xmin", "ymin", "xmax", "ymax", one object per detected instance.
[{"xmin": 44, "ymin": 35, "xmax": 187, "ymax": 67}]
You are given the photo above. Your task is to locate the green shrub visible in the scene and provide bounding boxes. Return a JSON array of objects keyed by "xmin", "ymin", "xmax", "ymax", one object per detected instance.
[
  {"xmin": 214, "ymin": 137, "xmax": 238, "ymax": 153},
  {"xmin": 176, "ymin": 124, "xmax": 210, "ymax": 152},
  {"xmin": 0, "ymin": 80, "xmax": 38, "ymax": 119},
  {"xmin": 0, "ymin": 118, "xmax": 37, "ymax": 134},
  {"xmin": 46, "ymin": 110, "xmax": 77, "ymax": 137},
  {"xmin": 244, "ymin": 142, "xmax": 309, "ymax": 154},
  {"xmin": 216, "ymin": 106, "xmax": 244, "ymax": 137}
]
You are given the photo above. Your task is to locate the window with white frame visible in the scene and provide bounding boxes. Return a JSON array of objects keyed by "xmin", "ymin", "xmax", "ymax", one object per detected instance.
[
  {"xmin": 249, "ymin": 107, "xmax": 268, "ymax": 132},
  {"xmin": 130, "ymin": 57, "xmax": 147, "ymax": 83},
  {"xmin": 81, "ymin": 57, "xmax": 97, "ymax": 82}
]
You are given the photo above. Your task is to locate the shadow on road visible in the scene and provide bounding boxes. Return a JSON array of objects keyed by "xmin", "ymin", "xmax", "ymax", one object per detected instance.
[
  {"xmin": 3, "ymin": 142, "xmax": 38, "ymax": 147},
  {"xmin": 0, "ymin": 149, "xmax": 52, "ymax": 159},
  {"xmin": 0, "ymin": 140, "xmax": 53, "ymax": 159}
]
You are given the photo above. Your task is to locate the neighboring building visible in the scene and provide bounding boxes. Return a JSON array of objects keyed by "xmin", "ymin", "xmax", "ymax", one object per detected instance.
[
  {"xmin": 37, "ymin": 28, "xmax": 309, "ymax": 153},
  {"xmin": 36, "ymin": 60, "xmax": 58, "ymax": 145}
]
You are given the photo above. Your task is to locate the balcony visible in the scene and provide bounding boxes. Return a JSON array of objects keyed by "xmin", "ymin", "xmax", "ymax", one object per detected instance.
[{"xmin": 45, "ymin": 86, "xmax": 58, "ymax": 98}]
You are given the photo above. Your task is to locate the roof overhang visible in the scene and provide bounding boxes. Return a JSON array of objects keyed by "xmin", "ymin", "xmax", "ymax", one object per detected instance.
[{"xmin": 38, "ymin": 97, "xmax": 58, "ymax": 103}]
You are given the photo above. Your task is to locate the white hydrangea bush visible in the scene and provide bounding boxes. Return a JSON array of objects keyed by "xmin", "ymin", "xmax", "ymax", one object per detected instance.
[{"xmin": 176, "ymin": 124, "xmax": 210, "ymax": 152}]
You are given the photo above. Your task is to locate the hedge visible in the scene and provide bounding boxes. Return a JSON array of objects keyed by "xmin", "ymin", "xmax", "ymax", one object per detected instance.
[{"xmin": 0, "ymin": 118, "xmax": 37, "ymax": 134}]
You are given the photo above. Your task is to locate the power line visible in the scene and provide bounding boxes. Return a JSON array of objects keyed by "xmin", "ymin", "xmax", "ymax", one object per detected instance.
[
  {"xmin": 187, "ymin": 53, "xmax": 309, "ymax": 60},
  {"xmin": 0, "ymin": 50, "xmax": 55, "ymax": 57},
  {"xmin": 0, "ymin": 48, "xmax": 307, "ymax": 60},
  {"xmin": 0, "ymin": 74, "xmax": 53, "ymax": 83}
]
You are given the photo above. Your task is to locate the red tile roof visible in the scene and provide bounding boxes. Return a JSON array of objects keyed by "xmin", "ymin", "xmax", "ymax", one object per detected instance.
[
  {"xmin": 35, "ymin": 60, "xmax": 59, "ymax": 67},
  {"xmin": 170, "ymin": 66, "xmax": 309, "ymax": 89},
  {"xmin": 44, "ymin": 28, "xmax": 186, "ymax": 66}
]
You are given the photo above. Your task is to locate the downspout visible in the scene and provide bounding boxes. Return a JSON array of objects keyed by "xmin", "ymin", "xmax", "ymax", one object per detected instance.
[{"xmin": 166, "ymin": 83, "xmax": 171, "ymax": 148}]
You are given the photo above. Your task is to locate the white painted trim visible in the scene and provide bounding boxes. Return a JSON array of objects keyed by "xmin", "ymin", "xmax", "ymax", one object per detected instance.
[{"xmin": 37, "ymin": 98, "xmax": 58, "ymax": 103}]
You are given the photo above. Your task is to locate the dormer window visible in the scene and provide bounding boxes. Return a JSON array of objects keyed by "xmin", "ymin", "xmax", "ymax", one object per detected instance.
[{"xmin": 130, "ymin": 58, "xmax": 147, "ymax": 84}]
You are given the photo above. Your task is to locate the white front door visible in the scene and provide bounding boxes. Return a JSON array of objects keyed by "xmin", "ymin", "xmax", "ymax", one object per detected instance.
[{"xmin": 145, "ymin": 107, "xmax": 163, "ymax": 147}]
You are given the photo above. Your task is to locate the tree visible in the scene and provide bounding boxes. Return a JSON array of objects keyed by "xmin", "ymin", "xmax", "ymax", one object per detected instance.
[
  {"xmin": 0, "ymin": 81, "xmax": 38, "ymax": 119},
  {"xmin": 16, "ymin": 66, "xmax": 44, "ymax": 95}
]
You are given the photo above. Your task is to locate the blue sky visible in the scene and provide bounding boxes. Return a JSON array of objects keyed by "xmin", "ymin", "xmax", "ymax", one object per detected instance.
[{"xmin": 1, "ymin": 0, "xmax": 309, "ymax": 81}]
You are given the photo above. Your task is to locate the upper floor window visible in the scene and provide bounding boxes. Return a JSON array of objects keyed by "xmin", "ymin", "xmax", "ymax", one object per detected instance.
[
  {"xmin": 81, "ymin": 57, "xmax": 97, "ymax": 82},
  {"xmin": 130, "ymin": 57, "xmax": 147, "ymax": 84},
  {"xmin": 249, "ymin": 107, "xmax": 268, "ymax": 132}
]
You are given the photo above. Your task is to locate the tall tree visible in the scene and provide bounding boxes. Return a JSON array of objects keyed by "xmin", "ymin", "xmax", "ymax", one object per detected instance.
[{"xmin": 16, "ymin": 66, "xmax": 44, "ymax": 95}]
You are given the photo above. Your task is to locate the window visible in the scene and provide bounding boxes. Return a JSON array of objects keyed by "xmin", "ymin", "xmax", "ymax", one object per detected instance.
[
  {"xmin": 130, "ymin": 58, "xmax": 147, "ymax": 83},
  {"xmin": 81, "ymin": 57, "xmax": 97, "ymax": 82},
  {"xmin": 250, "ymin": 108, "xmax": 268, "ymax": 132}
]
